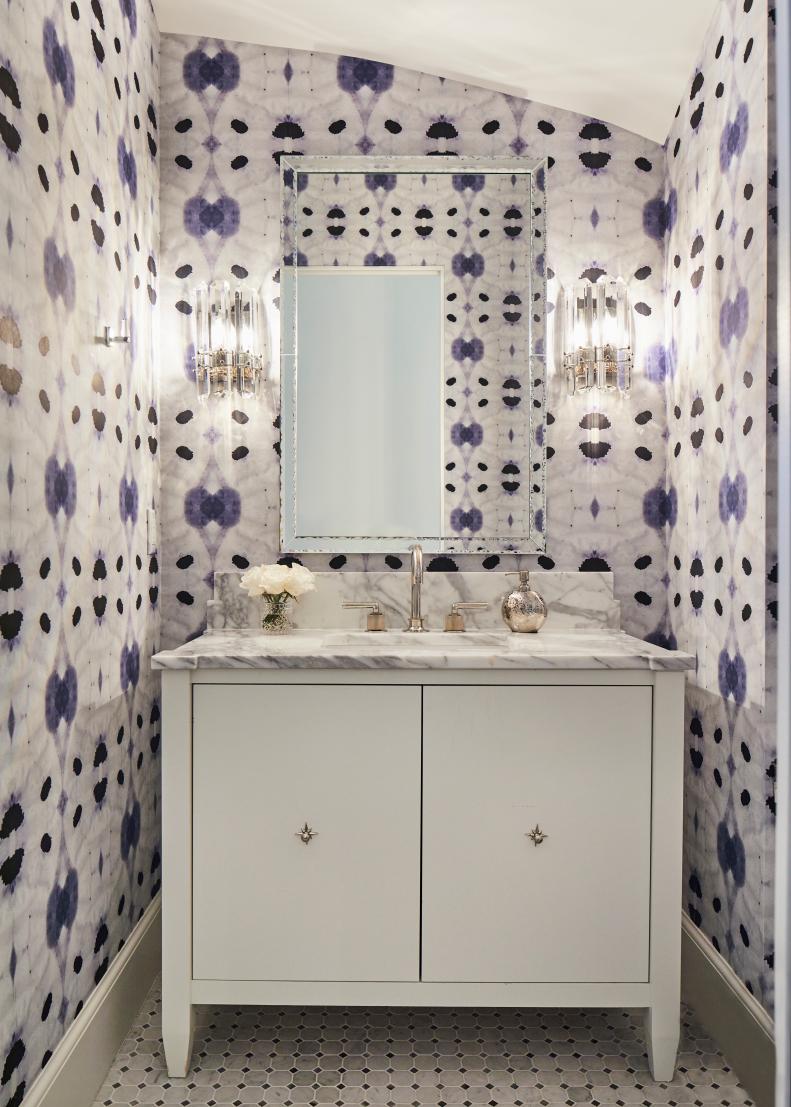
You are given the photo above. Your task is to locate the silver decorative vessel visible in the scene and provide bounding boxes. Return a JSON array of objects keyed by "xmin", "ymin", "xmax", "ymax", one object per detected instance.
[{"xmin": 501, "ymin": 571, "xmax": 547, "ymax": 633}]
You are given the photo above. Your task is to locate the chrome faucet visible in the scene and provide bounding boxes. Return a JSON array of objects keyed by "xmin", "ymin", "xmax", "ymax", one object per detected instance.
[{"xmin": 405, "ymin": 543, "xmax": 427, "ymax": 632}]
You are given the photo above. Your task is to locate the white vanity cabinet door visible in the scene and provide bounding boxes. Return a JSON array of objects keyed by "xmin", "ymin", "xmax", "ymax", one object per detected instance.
[
  {"xmin": 192, "ymin": 684, "xmax": 421, "ymax": 982},
  {"xmin": 422, "ymin": 685, "xmax": 652, "ymax": 983}
]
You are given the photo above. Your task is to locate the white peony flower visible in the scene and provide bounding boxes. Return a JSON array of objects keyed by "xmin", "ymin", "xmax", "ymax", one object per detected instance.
[
  {"xmin": 283, "ymin": 564, "xmax": 316, "ymax": 598},
  {"xmin": 239, "ymin": 566, "xmax": 264, "ymax": 596},
  {"xmin": 240, "ymin": 563, "xmax": 291, "ymax": 597}
]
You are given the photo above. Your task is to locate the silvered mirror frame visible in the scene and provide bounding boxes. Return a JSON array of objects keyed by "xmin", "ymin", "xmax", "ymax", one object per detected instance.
[{"xmin": 280, "ymin": 155, "xmax": 548, "ymax": 555}]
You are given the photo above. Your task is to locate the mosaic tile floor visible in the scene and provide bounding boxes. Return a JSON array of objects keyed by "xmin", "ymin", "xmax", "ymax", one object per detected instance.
[{"xmin": 93, "ymin": 980, "xmax": 753, "ymax": 1107}]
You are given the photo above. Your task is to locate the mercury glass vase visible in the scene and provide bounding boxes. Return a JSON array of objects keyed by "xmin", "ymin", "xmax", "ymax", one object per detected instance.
[{"xmin": 261, "ymin": 591, "xmax": 294, "ymax": 634}]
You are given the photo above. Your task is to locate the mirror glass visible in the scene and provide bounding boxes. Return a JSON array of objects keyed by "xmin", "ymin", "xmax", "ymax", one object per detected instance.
[
  {"xmin": 295, "ymin": 269, "xmax": 443, "ymax": 541},
  {"xmin": 281, "ymin": 156, "xmax": 547, "ymax": 554}
]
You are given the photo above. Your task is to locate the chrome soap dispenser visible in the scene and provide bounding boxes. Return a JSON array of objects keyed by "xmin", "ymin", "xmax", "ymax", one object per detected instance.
[{"xmin": 501, "ymin": 571, "xmax": 547, "ymax": 633}]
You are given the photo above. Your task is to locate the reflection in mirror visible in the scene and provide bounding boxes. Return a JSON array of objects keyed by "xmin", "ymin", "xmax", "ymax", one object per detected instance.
[
  {"xmin": 295, "ymin": 269, "xmax": 443, "ymax": 541},
  {"xmin": 280, "ymin": 157, "xmax": 547, "ymax": 554}
]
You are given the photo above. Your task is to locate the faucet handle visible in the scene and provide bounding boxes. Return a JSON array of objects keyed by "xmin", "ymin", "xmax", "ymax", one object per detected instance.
[
  {"xmin": 444, "ymin": 601, "xmax": 489, "ymax": 633},
  {"xmin": 342, "ymin": 601, "xmax": 386, "ymax": 632}
]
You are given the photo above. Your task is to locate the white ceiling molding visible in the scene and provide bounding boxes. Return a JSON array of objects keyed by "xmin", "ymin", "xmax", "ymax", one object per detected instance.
[{"xmin": 154, "ymin": 0, "xmax": 721, "ymax": 144}]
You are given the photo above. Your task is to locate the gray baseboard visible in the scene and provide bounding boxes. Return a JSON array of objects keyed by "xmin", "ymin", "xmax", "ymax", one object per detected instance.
[{"xmin": 681, "ymin": 915, "xmax": 774, "ymax": 1107}]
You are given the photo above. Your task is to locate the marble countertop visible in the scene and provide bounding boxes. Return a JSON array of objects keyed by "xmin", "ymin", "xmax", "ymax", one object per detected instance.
[{"xmin": 151, "ymin": 628, "xmax": 695, "ymax": 672}]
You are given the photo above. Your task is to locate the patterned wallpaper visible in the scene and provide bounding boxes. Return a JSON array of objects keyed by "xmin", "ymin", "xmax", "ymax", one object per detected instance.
[
  {"xmin": 280, "ymin": 164, "xmax": 546, "ymax": 552},
  {"xmin": 1, "ymin": 1, "xmax": 160, "ymax": 1104},
  {"xmin": 159, "ymin": 39, "xmax": 672, "ymax": 651},
  {"xmin": 664, "ymin": 0, "xmax": 775, "ymax": 1010}
]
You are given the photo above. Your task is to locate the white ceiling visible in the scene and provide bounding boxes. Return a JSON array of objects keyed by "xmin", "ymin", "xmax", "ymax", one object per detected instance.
[{"xmin": 154, "ymin": 0, "xmax": 721, "ymax": 144}]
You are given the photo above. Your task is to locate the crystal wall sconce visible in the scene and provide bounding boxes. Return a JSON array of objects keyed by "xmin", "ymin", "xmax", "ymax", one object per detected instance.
[
  {"xmin": 560, "ymin": 278, "xmax": 633, "ymax": 395},
  {"xmin": 192, "ymin": 281, "xmax": 267, "ymax": 399}
]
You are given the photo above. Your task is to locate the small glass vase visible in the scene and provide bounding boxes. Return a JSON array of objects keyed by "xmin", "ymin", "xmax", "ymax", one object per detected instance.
[{"xmin": 261, "ymin": 592, "xmax": 294, "ymax": 634}]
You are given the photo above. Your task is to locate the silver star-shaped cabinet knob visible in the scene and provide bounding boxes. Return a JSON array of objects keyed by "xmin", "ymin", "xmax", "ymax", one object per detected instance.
[
  {"xmin": 526, "ymin": 824, "xmax": 548, "ymax": 846},
  {"xmin": 296, "ymin": 822, "xmax": 318, "ymax": 844}
]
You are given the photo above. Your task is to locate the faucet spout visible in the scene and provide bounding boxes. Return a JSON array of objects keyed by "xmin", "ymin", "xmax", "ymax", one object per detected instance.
[{"xmin": 406, "ymin": 544, "xmax": 426, "ymax": 632}]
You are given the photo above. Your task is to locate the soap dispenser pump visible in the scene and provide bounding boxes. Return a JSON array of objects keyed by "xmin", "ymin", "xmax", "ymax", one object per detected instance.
[{"xmin": 501, "ymin": 571, "xmax": 547, "ymax": 633}]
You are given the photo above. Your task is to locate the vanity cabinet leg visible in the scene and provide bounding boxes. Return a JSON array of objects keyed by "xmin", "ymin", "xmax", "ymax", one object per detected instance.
[
  {"xmin": 644, "ymin": 1006, "xmax": 679, "ymax": 1082},
  {"xmin": 163, "ymin": 999, "xmax": 195, "ymax": 1078}
]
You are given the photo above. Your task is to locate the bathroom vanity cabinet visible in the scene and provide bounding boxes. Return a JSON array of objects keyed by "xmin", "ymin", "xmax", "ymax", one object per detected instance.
[{"xmin": 156, "ymin": 638, "xmax": 690, "ymax": 1083}]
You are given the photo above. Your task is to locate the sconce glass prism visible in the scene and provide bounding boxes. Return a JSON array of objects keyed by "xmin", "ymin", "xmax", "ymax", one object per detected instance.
[
  {"xmin": 560, "ymin": 278, "xmax": 633, "ymax": 395},
  {"xmin": 233, "ymin": 286, "xmax": 265, "ymax": 397}
]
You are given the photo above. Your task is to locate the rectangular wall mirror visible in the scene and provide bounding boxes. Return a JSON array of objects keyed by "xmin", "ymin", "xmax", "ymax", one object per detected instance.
[{"xmin": 280, "ymin": 156, "xmax": 547, "ymax": 554}]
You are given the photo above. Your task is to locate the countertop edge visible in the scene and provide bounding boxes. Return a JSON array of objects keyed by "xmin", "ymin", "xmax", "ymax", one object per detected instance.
[{"xmin": 151, "ymin": 649, "xmax": 695, "ymax": 673}]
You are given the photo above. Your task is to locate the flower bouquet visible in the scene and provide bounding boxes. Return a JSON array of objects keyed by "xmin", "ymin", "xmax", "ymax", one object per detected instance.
[{"xmin": 239, "ymin": 563, "xmax": 316, "ymax": 633}]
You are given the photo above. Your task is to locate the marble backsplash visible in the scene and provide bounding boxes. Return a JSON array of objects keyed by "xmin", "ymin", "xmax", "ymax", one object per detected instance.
[{"xmin": 208, "ymin": 571, "xmax": 620, "ymax": 634}]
